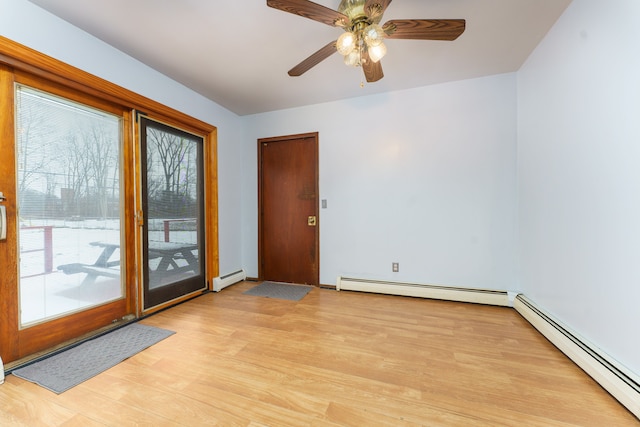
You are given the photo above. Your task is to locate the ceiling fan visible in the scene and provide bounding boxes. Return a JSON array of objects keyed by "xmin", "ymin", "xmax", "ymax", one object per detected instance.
[{"xmin": 267, "ymin": 0, "xmax": 466, "ymax": 83}]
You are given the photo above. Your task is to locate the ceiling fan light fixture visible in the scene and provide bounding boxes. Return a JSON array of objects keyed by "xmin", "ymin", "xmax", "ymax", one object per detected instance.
[
  {"xmin": 363, "ymin": 23, "xmax": 385, "ymax": 47},
  {"xmin": 368, "ymin": 42, "xmax": 387, "ymax": 63},
  {"xmin": 336, "ymin": 31, "xmax": 357, "ymax": 55},
  {"xmin": 344, "ymin": 49, "xmax": 361, "ymax": 67},
  {"xmin": 269, "ymin": 0, "xmax": 466, "ymax": 82}
]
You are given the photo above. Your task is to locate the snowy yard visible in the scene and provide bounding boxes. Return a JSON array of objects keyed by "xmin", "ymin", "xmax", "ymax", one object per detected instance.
[{"xmin": 19, "ymin": 218, "xmax": 197, "ymax": 326}]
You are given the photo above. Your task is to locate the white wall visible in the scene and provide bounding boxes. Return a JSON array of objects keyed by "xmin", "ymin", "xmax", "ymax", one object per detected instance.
[
  {"xmin": 242, "ymin": 74, "xmax": 518, "ymax": 289},
  {"xmin": 1, "ymin": 0, "xmax": 245, "ymax": 276},
  {"xmin": 518, "ymin": 0, "xmax": 640, "ymax": 375}
]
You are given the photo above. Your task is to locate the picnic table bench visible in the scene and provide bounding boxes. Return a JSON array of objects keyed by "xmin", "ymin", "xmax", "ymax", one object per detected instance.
[
  {"xmin": 57, "ymin": 241, "xmax": 121, "ymax": 285},
  {"xmin": 57, "ymin": 263, "xmax": 121, "ymax": 284}
]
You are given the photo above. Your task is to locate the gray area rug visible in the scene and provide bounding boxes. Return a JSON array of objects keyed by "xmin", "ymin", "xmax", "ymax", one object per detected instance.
[
  {"xmin": 12, "ymin": 323, "xmax": 174, "ymax": 394},
  {"xmin": 244, "ymin": 281, "xmax": 313, "ymax": 301}
]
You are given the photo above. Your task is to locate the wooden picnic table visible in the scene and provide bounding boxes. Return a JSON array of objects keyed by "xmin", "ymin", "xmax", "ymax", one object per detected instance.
[
  {"xmin": 147, "ymin": 241, "xmax": 199, "ymax": 275},
  {"xmin": 57, "ymin": 241, "xmax": 199, "ymax": 285}
]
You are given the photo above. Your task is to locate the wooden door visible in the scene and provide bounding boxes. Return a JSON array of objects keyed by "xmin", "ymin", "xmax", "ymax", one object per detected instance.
[{"xmin": 259, "ymin": 133, "xmax": 319, "ymax": 286}]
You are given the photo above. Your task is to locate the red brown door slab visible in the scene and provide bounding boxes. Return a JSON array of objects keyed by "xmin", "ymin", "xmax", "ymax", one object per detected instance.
[{"xmin": 259, "ymin": 133, "xmax": 319, "ymax": 286}]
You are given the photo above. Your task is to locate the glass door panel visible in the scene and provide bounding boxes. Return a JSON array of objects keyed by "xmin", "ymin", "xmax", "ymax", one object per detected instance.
[
  {"xmin": 139, "ymin": 117, "xmax": 205, "ymax": 310},
  {"xmin": 16, "ymin": 85, "xmax": 124, "ymax": 327}
]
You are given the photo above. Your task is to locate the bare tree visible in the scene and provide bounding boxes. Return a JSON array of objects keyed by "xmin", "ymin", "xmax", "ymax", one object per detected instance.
[
  {"xmin": 16, "ymin": 91, "xmax": 57, "ymax": 195},
  {"xmin": 180, "ymin": 146, "xmax": 198, "ymax": 198},
  {"xmin": 58, "ymin": 121, "xmax": 119, "ymax": 218},
  {"xmin": 59, "ymin": 132, "xmax": 92, "ymax": 216},
  {"xmin": 16, "ymin": 86, "xmax": 121, "ymax": 220},
  {"xmin": 145, "ymin": 145, "xmax": 163, "ymax": 199},
  {"xmin": 83, "ymin": 123, "xmax": 117, "ymax": 218},
  {"xmin": 63, "ymin": 133, "xmax": 89, "ymax": 201},
  {"xmin": 147, "ymin": 128, "xmax": 194, "ymax": 196}
]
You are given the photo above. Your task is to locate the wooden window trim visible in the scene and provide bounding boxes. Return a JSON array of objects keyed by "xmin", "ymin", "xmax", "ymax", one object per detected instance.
[{"xmin": 0, "ymin": 36, "xmax": 213, "ymax": 133}]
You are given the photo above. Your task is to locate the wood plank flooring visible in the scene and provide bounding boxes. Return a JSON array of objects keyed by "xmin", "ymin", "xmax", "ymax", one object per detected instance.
[{"xmin": 1, "ymin": 281, "xmax": 637, "ymax": 426}]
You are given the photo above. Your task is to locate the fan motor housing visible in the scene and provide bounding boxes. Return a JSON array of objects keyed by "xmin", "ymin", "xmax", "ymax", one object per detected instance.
[{"xmin": 338, "ymin": 0, "xmax": 366, "ymax": 20}]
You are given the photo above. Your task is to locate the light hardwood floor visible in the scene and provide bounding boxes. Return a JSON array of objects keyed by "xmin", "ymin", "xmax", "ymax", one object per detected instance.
[{"xmin": 1, "ymin": 281, "xmax": 637, "ymax": 426}]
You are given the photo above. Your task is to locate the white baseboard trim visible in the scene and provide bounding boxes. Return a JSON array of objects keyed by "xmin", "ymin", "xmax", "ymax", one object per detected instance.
[
  {"xmin": 336, "ymin": 276, "xmax": 511, "ymax": 307},
  {"xmin": 514, "ymin": 295, "xmax": 639, "ymax": 420},
  {"xmin": 213, "ymin": 270, "xmax": 246, "ymax": 292}
]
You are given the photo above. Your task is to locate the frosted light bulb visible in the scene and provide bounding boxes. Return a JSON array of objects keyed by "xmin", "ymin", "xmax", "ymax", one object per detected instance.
[
  {"xmin": 363, "ymin": 24, "xmax": 385, "ymax": 47},
  {"xmin": 336, "ymin": 32, "xmax": 356, "ymax": 56},
  {"xmin": 344, "ymin": 49, "xmax": 361, "ymax": 67},
  {"xmin": 368, "ymin": 42, "xmax": 387, "ymax": 63}
]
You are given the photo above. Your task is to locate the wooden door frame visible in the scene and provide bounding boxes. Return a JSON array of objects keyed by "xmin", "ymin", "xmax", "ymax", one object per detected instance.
[
  {"xmin": 134, "ymin": 113, "xmax": 218, "ymax": 317},
  {"xmin": 137, "ymin": 115, "xmax": 209, "ymax": 312},
  {"xmin": 0, "ymin": 36, "xmax": 219, "ymax": 364},
  {"xmin": 258, "ymin": 132, "xmax": 319, "ymax": 285}
]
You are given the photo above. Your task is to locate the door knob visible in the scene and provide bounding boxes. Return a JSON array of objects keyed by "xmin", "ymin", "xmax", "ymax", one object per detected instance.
[{"xmin": 307, "ymin": 216, "xmax": 317, "ymax": 226}]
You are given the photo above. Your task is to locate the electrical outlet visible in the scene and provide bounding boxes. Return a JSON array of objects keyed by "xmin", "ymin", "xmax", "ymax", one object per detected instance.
[{"xmin": 392, "ymin": 262, "xmax": 399, "ymax": 272}]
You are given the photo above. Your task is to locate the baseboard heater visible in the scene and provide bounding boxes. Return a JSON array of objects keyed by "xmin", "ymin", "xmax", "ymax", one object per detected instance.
[
  {"xmin": 336, "ymin": 277, "xmax": 511, "ymax": 307},
  {"xmin": 514, "ymin": 295, "xmax": 640, "ymax": 419},
  {"xmin": 213, "ymin": 270, "xmax": 246, "ymax": 292}
]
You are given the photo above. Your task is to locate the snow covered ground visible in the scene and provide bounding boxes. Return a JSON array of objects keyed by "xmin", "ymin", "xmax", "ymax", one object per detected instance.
[{"xmin": 19, "ymin": 218, "xmax": 196, "ymax": 326}]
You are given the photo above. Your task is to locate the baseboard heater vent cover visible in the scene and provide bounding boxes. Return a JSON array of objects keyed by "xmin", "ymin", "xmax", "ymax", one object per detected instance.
[
  {"xmin": 336, "ymin": 277, "xmax": 510, "ymax": 307},
  {"xmin": 514, "ymin": 295, "xmax": 639, "ymax": 420},
  {"xmin": 213, "ymin": 270, "xmax": 246, "ymax": 292}
]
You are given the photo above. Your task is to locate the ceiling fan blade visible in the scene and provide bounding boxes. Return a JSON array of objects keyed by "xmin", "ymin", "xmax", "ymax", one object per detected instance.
[
  {"xmin": 383, "ymin": 19, "xmax": 466, "ymax": 41},
  {"xmin": 365, "ymin": 0, "xmax": 392, "ymax": 22},
  {"xmin": 267, "ymin": 0, "xmax": 349, "ymax": 27},
  {"xmin": 362, "ymin": 51, "xmax": 384, "ymax": 83},
  {"xmin": 288, "ymin": 41, "xmax": 337, "ymax": 77}
]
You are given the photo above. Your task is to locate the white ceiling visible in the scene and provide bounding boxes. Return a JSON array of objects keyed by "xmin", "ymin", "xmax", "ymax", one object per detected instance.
[{"xmin": 27, "ymin": 0, "xmax": 572, "ymax": 116}]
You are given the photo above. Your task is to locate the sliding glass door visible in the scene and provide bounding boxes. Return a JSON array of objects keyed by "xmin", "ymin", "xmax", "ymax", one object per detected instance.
[
  {"xmin": 0, "ymin": 39, "xmax": 218, "ymax": 365},
  {"xmin": 139, "ymin": 117, "xmax": 206, "ymax": 310},
  {"xmin": 2, "ymin": 73, "xmax": 135, "ymax": 361}
]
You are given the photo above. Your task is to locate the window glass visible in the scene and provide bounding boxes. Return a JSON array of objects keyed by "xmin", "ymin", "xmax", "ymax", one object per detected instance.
[{"xmin": 16, "ymin": 85, "xmax": 123, "ymax": 327}]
